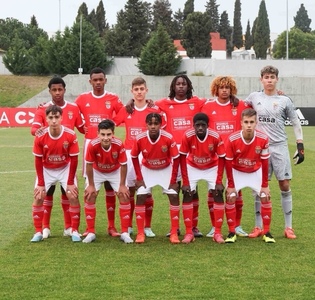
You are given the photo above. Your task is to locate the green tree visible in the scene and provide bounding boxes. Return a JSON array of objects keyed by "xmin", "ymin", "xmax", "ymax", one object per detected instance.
[
  {"xmin": 28, "ymin": 36, "xmax": 50, "ymax": 75},
  {"xmin": 104, "ymin": 24, "xmax": 131, "ymax": 56},
  {"xmin": 120, "ymin": 0, "xmax": 151, "ymax": 57},
  {"xmin": 3, "ymin": 36, "xmax": 30, "ymax": 75},
  {"xmin": 252, "ymin": 17, "xmax": 257, "ymax": 45},
  {"xmin": 219, "ymin": 11, "xmax": 233, "ymax": 57},
  {"xmin": 30, "ymin": 15, "xmax": 38, "ymax": 27},
  {"xmin": 76, "ymin": 3, "xmax": 89, "ymax": 22},
  {"xmin": 254, "ymin": 0, "xmax": 270, "ymax": 59},
  {"xmin": 205, "ymin": 0, "xmax": 220, "ymax": 32},
  {"xmin": 88, "ymin": 9, "xmax": 99, "ymax": 33},
  {"xmin": 244, "ymin": 20, "xmax": 253, "ymax": 50},
  {"xmin": 137, "ymin": 23, "xmax": 181, "ymax": 75},
  {"xmin": 273, "ymin": 28, "xmax": 315, "ymax": 59},
  {"xmin": 47, "ymin": 20, "xmax": 110, "ymax": 75},
  {"xmin": 294, "ymin": 4, "xmax": 312, "ymax": 33},
  {"xmin": 96, "ymin": 0, "xmax": 109, "ymax": 37},
  {"xmin": 183, "ymin": 0, "xmax": 194, "ymax": 21},
  {"xmin": 182, "ymin": 12, "xmax": 212, "ymax": 58},
  {"xmin": 233, "ymin": 0, "xmax": 243, "ymax": 49},
  {"xmin": 172, "ymin": 9, "xmax": 184, "ymax": 39},
  {"xmin": 0, "ymin": 17, "xmax": 47, "ymax": 51},
  {"xmin": 151, "ymin": 0, "xmax": 174, "ymax": 37}
]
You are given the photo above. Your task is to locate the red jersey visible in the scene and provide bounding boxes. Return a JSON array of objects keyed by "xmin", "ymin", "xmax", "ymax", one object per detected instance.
[
  {"xmin": 179, "ymin": 128, "xmax": 225, "ymax": 169},
  {"xmin": 225, "ymin": 130, "xmax": 270, "ymax": 173},
  {"xmin": 131, "ymin": 130, "xmax": 179, "ymax": 170},
  {"xmin": 155, "ymin": 96, "xmax": 206, "ymax": 144},
  {"xmin": 85, "ymin": 137, "xmax": 127, "ymax": 173},
  {"xmin": 113, "ymin": 104, "xmax": 164, "ymax": 150},
  {"xmin": 75, "ymin": 91, "xmax": 123, "ymax": 139},
  {"xmin": 201, "ymin": 98, "xmax": 249, "ymax": 141},
  {"xmin": 33, "ymin": 126, "xmax": 80, "ymax": 169},
  {"xmin": 31, "ymin": 101, "xmax": 84, "ymax": 134}
]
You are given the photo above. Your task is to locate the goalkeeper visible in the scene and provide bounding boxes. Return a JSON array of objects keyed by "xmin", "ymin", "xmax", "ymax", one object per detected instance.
[{"xmin": 245, "ymin": 65, "xmax": 304, "ymax": 240}]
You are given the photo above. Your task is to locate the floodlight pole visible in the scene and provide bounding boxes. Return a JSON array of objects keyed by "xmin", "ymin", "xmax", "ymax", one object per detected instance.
[
  {"xmin": 286, "ymin": 0, "xmax": 289, "ymax": 60},
  {"xmin": 59, "ymin": 0, "xmax": 61, "ymax": 31}
]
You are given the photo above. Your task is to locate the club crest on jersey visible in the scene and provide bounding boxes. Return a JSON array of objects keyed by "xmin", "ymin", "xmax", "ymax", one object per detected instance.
[
  {"xmin": 231, "ymin": 108, "xmax": 237, "ymax": 116},
  {"xmin": 105, "ymin": 101, "xmax": 111, "ymax": 109},
  {"xmin": 255, "ymin": 146, "xmax": 261, "ymax": 154},
  {"xmin": 68, "ymin": 111, "xmax": 73, "ymax": 120},
  {"xmin": 208, "ymin": 144, "xmax": 214, "ymax": 152},
  {"xmin": 63, "ymin": 141, "xmax": 69, "ymax": 149},
  {"xmin": 189, "ymin": 103, "xmax": 195, "ymax": 110},
  {"xmin": 161, "ymin": 145, "xmax": 168, "ymax": 152},
  {"xmin": 112, "ymin": 151, "xmax": 118, "ymax": 159},
  {"xmin": 273, "ymin": 102, "xmax": 278, "ymax": 110}
]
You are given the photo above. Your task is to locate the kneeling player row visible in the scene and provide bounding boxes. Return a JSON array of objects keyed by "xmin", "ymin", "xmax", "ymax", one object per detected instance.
[{"xmin": 30, "ymin": 105, "xmax": 275, "ymax": 244}]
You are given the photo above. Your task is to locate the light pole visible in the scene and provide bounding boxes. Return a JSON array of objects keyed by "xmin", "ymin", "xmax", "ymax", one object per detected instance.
[
  {"xmin": 59, "ymin": 0, "xmax": 61, "ymax": 31},
  {"xmin": 286, "ymin": 0, "xmax": 289, "ymax": 60}
]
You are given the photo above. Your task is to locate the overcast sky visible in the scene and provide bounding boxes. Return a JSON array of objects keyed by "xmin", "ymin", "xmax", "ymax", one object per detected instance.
[{"xmin": 1, "ymin": 0, "xmax": 314, "ymax": 38}]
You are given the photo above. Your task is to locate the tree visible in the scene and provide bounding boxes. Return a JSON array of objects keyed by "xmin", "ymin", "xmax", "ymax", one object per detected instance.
[
  {"xmin": 172, "ymin": 9, "xmax": 184, "ymax": 40},
  {"xmin": 151, "ymin": 0, "xmax": 174, "ymax": 37},
  {"xmin": 253, "ymin": 0, "xmax": 270, "ymax": 59},
  {"xmin": 47, "ymin": 20, "xmax": 110, "ymax": 75},
  {"xmin": 137, "ymin": 23, "xmax": 181, "ymax": 75},
  {"xmin": 244, "ymin": 20, "xmax": 253, "ymax": 50},
  {"xmin": 96, "ymin": 0, "xmax": 109, "ymax": 37},
  {"xmin": 219, "ymin": 11, "xmax": 233, "ymax": 57},
  {"xmin": 76, "ymin": 3, "xmax": 89, "ymax": 23},
  {"xmin": 183, "ymin": 0, "xmax": 194, "ymax": 21},
  {"xmin": 273, "ymin": 28, "xmax": 315, "ymax": 59},
  {"xmin": 252, "ymin": 17, "xmax": 257, "ymax": 45},
  {"xmin": 3, "ymin": 35, "xmax": 30, "ymax": 75},
  {"xmin": 294, "ymin": 4, "xmax": 312, "ymax": 33},
  {"xmin": 120, "ymin": 0, "xmax": 151, "ymax": 57},
  {"xmin": 205, "ymin": 0, "xmax": 220, "ymax": 32},
  {"xmin": 233, "ymin": 0, "xmax": 243, "ymax": 49},
  {"xmin": 28, "ymin": 36, "xmax": 50, "ymax": 75},
  {"xmin": 182, "ymin": 12, "xmax": 212, "ymax": 58},
  {"xmin": 30, "ymin": 15, "xmax": 38, "ymax": 28}
]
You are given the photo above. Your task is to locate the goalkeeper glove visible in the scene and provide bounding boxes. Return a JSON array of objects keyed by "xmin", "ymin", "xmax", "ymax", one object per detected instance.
[{"xmin": 293, "ymin": 143, "xmax": 304, "ymax": 165}]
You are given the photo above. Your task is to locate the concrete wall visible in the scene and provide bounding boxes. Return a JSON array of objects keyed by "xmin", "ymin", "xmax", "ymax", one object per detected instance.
[
  {"xmin": 19, "ymin": 74, "xmax": 315, "ymax": 108},
  {"xmin": 17, "ymin": 58, "xmax": 315, "ymax": 108}
]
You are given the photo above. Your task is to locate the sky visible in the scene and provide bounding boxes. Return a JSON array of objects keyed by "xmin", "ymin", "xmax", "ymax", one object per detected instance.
[{"xmin": 1, "ymin": 0, "xmax": 314, "ymax": 40}]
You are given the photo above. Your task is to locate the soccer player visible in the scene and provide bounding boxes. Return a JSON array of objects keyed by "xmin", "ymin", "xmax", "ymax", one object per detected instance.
[
  {"xmin": 31, "ymin": 105, "xmax": 81, "ymax": 242},
  {"xmin": 179, "ymin": 113, "xmax": 226, "ymax": 244},
  {"xmin": 75, "ymin": 67, "xmax": 124, "ymax": 237},
  {"xmin": 113, "ymin": 77, "xmax": 164, "ymax": 238},
  {"xmin": 245, "ymin": 65, "xmax": 304, "ymax": 239},
  {"xmin": 201, "ymin": 76, "xmax": 249, "ymax": 238},
  {"xmin": 31, "ymin": 76, "xmax": 85, "ymax": 239},
  {"xmin": 131, "ymin": 113, "xmax": 180, "ymax": 244},
  {"xmin": 83, "ymin": 119, "xmax": 132, "ymax": 244},
  {"xmin": 155, "ymin": 75, "xmax": 206, "ymax": 237},
  {"xmin": 224, "ymin": 108, "xmax": 275, "ymax": 243}
]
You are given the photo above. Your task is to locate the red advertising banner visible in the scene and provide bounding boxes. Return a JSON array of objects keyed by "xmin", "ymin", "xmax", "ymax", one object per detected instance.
[{"xmin": 0, "ymin": 108, "xmax": 36, "ymax": 127}]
